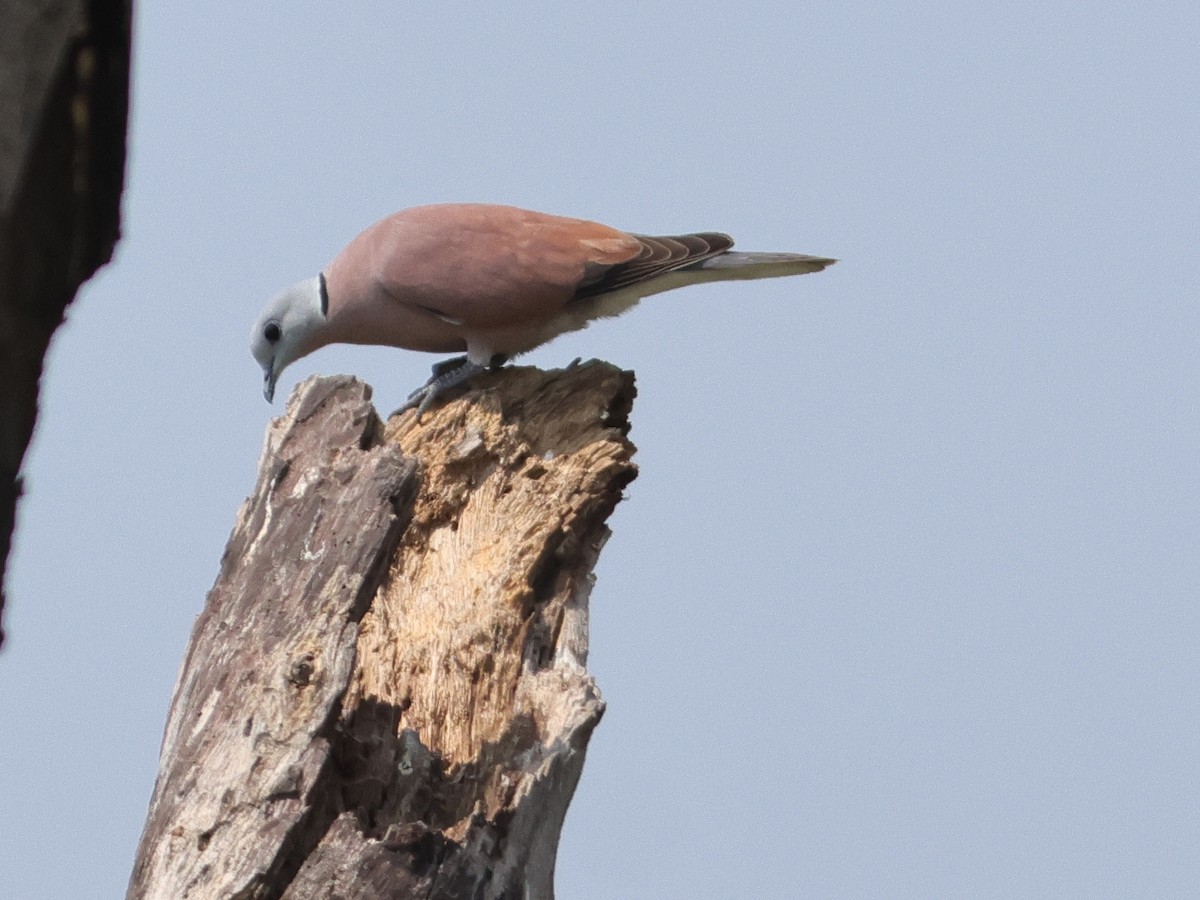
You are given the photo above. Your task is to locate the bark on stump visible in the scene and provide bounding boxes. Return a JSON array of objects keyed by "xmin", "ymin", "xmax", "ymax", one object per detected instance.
[{"xmin": 129, "ymin": 362, "xmax": 638, "ymax": 900}]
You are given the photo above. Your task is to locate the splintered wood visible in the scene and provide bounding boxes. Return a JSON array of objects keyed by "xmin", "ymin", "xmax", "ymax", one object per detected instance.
[
  {"xmin": 351, "ymin": 363, "xmax": 637, "ymax": 844},
  {"xmin": 360, "ymin": 362, "xmax": 633, "ymax": 772},
  {"xmin": 128, "ymin": 363, "xmax": 636, "ymax": 900}
]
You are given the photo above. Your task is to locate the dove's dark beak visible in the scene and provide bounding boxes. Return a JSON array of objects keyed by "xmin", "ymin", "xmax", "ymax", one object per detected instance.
[{"xmin": 263, "ymin": 361, "xmax": 276, "ymax": 403}]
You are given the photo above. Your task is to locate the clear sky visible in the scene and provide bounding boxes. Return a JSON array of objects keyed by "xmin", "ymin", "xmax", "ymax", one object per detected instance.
[{"xmin": 4, "ymin": 2, "xmax": 1198, "ymax": 897}]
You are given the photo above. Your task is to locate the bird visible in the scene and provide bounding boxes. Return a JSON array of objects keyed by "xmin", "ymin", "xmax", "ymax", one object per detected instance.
[{"xmin": 250, "ymin": 203, "xmax": 835, "ymax": 413}]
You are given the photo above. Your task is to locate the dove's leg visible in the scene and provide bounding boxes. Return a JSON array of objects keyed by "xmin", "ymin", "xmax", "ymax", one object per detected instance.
[{"xmin": 428, "ymin": 355, "xmax": 469, "ymax": 378}]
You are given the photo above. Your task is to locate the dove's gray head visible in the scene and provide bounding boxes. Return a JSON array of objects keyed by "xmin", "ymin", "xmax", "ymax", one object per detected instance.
[{"xmin": 250, "ymin": 274, "xmax": 329, "ymax": 402}]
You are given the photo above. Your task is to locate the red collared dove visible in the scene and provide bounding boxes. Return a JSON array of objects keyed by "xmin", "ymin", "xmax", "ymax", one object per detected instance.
[{"xmin": 250, "ymin": 203, "xmax": 835, "ymax": 412}]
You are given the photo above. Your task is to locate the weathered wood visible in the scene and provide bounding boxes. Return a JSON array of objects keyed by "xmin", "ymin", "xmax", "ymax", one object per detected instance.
[
  {"xmin": 130, "ymin": 362, "xmax": 637, "ymax": 899},
  {"xmin": 129, "ymin": 378, "xmax": 420, "ymax": 898},
  {"xmin": 0, "ymin": 0, "xmax": 131, "ymax": 644}
]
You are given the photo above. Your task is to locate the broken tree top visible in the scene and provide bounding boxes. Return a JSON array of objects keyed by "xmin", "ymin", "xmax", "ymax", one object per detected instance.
[{"xmin": 130, "ymin": 362, "xmax": 637, "ymax": 900}]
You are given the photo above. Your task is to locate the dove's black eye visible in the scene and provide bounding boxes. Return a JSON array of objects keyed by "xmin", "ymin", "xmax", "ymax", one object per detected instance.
[{"xmin": 263, "ymin": 321, "xmax": 282, "ymax": 343}]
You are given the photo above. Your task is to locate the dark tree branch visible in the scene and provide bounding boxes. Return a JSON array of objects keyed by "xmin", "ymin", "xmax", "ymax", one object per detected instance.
[{"xmin": 0, "ymin": 0, "xmax": 131, "ymax": 644}]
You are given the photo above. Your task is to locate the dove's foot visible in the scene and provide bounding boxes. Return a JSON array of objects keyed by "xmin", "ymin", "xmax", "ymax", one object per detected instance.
[{"xmin": 394, "ymin": 354, "xmax": 509, "ymax": 419}]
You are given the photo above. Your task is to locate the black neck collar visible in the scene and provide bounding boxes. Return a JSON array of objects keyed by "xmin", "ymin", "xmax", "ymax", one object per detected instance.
[{"xmin": 318, "ymin": 272, "xmax": 329, "ymax": 317}]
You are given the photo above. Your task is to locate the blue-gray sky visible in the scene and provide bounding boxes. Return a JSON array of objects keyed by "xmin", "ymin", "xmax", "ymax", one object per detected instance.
[{"xmin": 4, "ymin": 2, "xmax": 1198, "ymax": 897}]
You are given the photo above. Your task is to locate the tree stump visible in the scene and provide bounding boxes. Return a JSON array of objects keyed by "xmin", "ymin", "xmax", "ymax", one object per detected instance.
[{"xmin": 128, "ymin": 362, "xmax": 638, "ymax": 900}]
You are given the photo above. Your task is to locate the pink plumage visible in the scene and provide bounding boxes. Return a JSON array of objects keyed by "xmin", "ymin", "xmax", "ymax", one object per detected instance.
[{"xmin": 250, "ymin": 203, "xmax": 835, "ymax": 411}]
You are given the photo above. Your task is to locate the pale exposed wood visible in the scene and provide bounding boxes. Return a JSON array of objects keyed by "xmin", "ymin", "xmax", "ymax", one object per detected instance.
[{"xmin": 129, "ymin": 362, "xmax": 637, "ymax": 900}]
